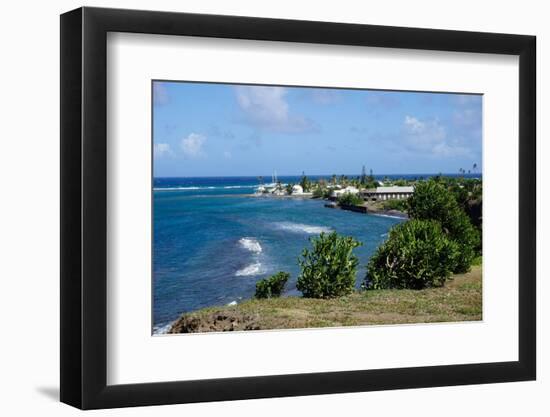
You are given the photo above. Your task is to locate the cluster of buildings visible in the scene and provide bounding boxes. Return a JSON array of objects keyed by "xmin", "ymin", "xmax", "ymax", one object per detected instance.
[
  {"xmin": 329, "ymin": 185, "xmax": 414, "ymax": 201},
  {"xmin": 255, "ymin": 183, "xmax": 313, "ymax": 196},
  {"xmin": 254, "ymin": 173, "xmax": 415, "ymax": 201},
  {"xmin": 361, "ymin": 186, "xmax": 415, "ymax": 201}
]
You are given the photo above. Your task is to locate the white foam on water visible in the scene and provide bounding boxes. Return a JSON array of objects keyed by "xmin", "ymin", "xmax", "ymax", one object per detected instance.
[
  {"xmin": 371, "ymin": 213, "xmax": 407, "ymax": 220},
  {"xmin": 238, "ymin": 237, "xmax": 262, "ymax": 254},
  {"xmin": 235, "ymin": 262, "xmax": 263, "ymax": 277},
  {"xmin": 153, "ymin": 186, "xmax": 201, "ymax": 191},
  {"xmin": 274, "ymin": 222, "xmax": 332, "ymax": 235},
  {"xmin": 153, "ymin": 185, "xmax": 254, "ymax": 191},
  {"xmin": 227, "ymin": 300, "xmax": 238, "ymax": 306},
  {"xmin": 152, "ymin": 322, "xmax": 173, "ymax": 335}
]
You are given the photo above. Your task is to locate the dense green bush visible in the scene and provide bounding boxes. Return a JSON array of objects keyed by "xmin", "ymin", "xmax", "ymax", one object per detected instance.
[
  {"xmin": 297, "ymin": 232, "xmax": 362, "ymax": 298},
  {"xmin": 337, "ymin": 192, "xmax": 364, "ymax": 207},
  {"xmin": 300, "ymin": 174, "xmax": 312, "ymax": 192},
  {"xmin": 422, "ymin": 177, "xmax": 483, "ymax": 231},
  {"xmin": 393, "ymin": 179, "xmax": 409, "ymax": 186},
  {"xmin": 382, "ymin": 198, "xmax": 408, "ymax": 212},
  {"xmin": 365, "ymin": 219, "xmax": 460, "ymax": 290},
  {"xmin": 407, "ymin": 179, "xmax": 480, "ymax": 272},
  {"xmin": 255, "ymin": 272, "xmax": 290, "ymax": 299},
  {"xmin": 312, "ymin": 186, "xmax": 324, "ymax": 199}
]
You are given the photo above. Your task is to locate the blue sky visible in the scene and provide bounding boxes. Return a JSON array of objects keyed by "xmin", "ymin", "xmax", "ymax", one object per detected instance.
[{"xmin": 153, "ymin": 81, "xmax": 482, "ymax": 177}]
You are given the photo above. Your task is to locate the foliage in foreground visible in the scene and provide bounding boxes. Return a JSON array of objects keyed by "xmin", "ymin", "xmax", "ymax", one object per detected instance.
[
  {"xmin": 297, "ymin": 232, "xmax": 362, "ymax": 298},
  {"xmin": 365, "ymin": 219, "xmax": 460, "ymax": 290},
  {"xmin": 407, "ymin": 179, "xmax": 480, "ymax": 272},
  {"xmin": 170, "ymin": 266, "xmax": 482, "ymax": 333},
  {"xmin": 255, "ymin": 272, "xmax": 290, "ymax": 299}
]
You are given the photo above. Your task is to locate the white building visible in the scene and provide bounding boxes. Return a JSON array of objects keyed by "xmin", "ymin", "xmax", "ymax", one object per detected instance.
[
  {"xmin": 292, "ymin": 184, "xmax": 304, "ymax": 194},
  {"xmin": 331, "ymin": 186, "xmax": 360, "ymax": 198},
  {"xmin": 361, "ymin": 186, "xmax": 414, "ymax": 201}
]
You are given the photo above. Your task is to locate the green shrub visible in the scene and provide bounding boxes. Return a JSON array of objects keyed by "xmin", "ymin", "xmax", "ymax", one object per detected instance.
[
  {"xmin": 407, "ymin": 179, "xmax": 480, "ymax": 272},
  {"xmin": 337, "ymin": 193, "xmax": 363, "ymax": 207},
  {"xmin": 300, "ymin": 173, "xmax": 312, "ymax": 192},
  {"xmin": 448, "ymin": 216, "xmax": 479, "ymax": 273},
  {"xmin": 297, "ymin": 232, "xmax": 362, "ymax": 298},
  {"xmin": 312, "ymin": 186, "xmax": 325, "ymax": 199},
  {"xmin": 382, "ymin": 198, "xmax": 408, "ymax": 212},
  {"xmin": 255, "ymin": 272, "xmax": 290, "ymax": 299},
  {"xmin": 365, "ymin": 219, "xmax": 460, "ymax": 290}
]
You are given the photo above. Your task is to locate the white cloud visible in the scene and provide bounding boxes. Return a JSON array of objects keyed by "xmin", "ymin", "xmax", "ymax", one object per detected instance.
[
  {"xmin": 235, "ymin": 86, "xmax": 317, "ymax": 133},
  {"xmin": 403, "ymin": 115, "xmax": 472, "ymax": 158},
  {"xmin": 153, "ymin": 83, "xmax": 169, "ymax": 105},
  {"xmin": 404, "ymin": 115, "xmax": 431, "ymax": 134},
  {"xmin": 432, "ymin": 142, "xmax": 471, "ymax": 157},
  {"xmin": 180, "ymin": 133, "xmax": 206, "ymax": 157},
  {"xmin": 153, "ymin": 143, "xmax": 172, "ymax": 158}
]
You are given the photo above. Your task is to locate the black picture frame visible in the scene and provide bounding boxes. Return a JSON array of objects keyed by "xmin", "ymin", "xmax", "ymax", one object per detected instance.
[{"xmin": 60, "ymin": 6, "xmax": 536, "ymax": 410}]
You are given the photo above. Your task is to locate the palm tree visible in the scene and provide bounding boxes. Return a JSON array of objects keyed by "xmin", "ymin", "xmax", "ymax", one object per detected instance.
[{"xmin": 473, "ymin": 163, "xmax": 478, "ymax": 174}]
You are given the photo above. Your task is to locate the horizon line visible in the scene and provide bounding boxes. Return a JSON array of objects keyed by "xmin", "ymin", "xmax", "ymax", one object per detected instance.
[{"xmin": 153, "ymin": 172, "xmax": 482, "ymax": 179}]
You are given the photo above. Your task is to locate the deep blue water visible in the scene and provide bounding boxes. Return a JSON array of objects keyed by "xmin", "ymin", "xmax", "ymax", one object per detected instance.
[{"xmin": 152, "ymin": 174, "xmax": 480, "ymax": 332}]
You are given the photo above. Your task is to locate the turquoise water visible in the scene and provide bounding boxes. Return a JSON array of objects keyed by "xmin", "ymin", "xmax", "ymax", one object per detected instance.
[{"xmin": 152, "ymin": 176, "xmax": 412, "ymax": 332}]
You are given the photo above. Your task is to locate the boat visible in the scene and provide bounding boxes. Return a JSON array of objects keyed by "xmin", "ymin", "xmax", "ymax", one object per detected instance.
[{"xmin": 254, "ymin": 170, "xmax": 286, "ymax": 195}]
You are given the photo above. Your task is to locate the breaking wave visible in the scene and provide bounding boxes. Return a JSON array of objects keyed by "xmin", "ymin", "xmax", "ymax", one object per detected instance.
[
  {"xmin": 153, "ymin": 186, "xmax": 201, "ymax": 191},
  {"xmin": 274, "ymin": 222, "xmax": 332, "ymax": 235},
  {"xmin": 235, "ymin": 262, "xmax": 263, "ymax": 277},
  {"xmin": 153, "ymin": 185, "xmax": 254, "ymax": 191},
  {"xmin": 238, "ymin": 237, "xmax": 262, "ymax": 254}
]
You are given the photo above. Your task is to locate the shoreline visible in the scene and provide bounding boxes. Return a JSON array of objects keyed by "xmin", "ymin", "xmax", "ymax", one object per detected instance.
[
  {"xmin": 366, "ymin": 208, "xmax": 408, "ymax": 219},
  {"xmin": 251, "ymin": 194, "xmax": 409, "ymax": 218},
  {"xmin": 325, "ymin": 200, "xmax": 408, "ymax": 218},
  {"xmin": 249, "ymin": 193, "xmax": 315, "ymax": 199}
]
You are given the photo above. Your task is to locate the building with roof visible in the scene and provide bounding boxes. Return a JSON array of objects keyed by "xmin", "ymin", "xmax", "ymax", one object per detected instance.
[
  {"xmin": 361, "ymin": 186, "xmax": 414, "ymax": 201},
  {"xmin": 330, "ymin": 186, "xmax": 360, "ymax": 198}
]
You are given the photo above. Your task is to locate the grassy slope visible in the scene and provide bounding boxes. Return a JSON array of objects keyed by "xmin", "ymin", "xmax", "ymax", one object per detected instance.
[{"xmin": 169, "ymin": 266, "xmax": 482, "ymax": 333}]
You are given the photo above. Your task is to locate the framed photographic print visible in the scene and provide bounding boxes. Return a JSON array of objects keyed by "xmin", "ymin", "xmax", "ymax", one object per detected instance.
[{"xmin": 60, "ymin": 6, "xmax": 536, "ymax": 409}]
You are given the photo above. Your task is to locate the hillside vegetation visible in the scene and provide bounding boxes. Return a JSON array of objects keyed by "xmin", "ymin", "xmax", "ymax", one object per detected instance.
[{"xmin": 169, "ymin": 265, "xmax": 481, "ymax": 333}]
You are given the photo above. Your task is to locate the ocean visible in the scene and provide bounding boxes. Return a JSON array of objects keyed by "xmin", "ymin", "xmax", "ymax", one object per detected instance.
[{"xmin": 152, "ymin": 174, "xmax": 480, "ymax": 333}]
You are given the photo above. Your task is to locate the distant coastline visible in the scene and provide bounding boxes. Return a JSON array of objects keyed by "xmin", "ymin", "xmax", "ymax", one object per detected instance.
[{"xmin": 153, "ymin": 173, "xmax": 482, "ymax": 180}]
